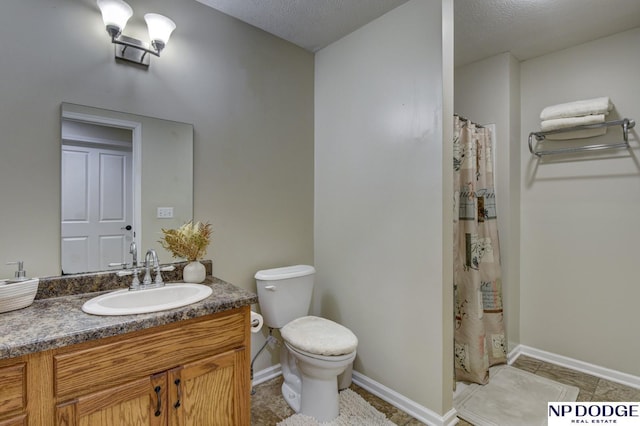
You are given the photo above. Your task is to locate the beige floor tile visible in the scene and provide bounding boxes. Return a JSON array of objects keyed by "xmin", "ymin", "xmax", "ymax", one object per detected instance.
[
  {"xmin": 576, "ymin": 390, "xmax": 594, "ymax": 402},
  {"xmin": 535, "ymin": 362, "xmax": 599, "ymax": 394},
  {"xmin": 593, "ymin": 378, "xmax": 640, "ymax": 402},
  {"xmin": 251, "ymin": 376, "xmax": 295, "ymax": 425},
  {"xmin": 348, "ymin": 384, "xmax": 415, "ymax": 425},
  {"xmin": 250, "ymin": 375, "xmax": 419, "ymax": 425},
  {"xmin": 511, "ymin": 355, "xmax": 542, "ymax": 373},
  {"xmin": 401, "ymin": 418, "xmax": 429, "ymax": 426}
]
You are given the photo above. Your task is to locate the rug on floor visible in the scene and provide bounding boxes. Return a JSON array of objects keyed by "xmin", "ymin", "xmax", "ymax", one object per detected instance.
[
  {"xmin": 454, "ymin": 364, "xmax": 579, "ymax": 426},
  {"xmin": 276, "ymin": 388, "xmax": 396, "ymax": 426}
]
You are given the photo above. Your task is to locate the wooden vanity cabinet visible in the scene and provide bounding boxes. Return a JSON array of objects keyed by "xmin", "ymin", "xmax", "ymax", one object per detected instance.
[
  {"xmin": 168, "ymin": 349, "xmax": 248, "ymax": 425},
  {"xmin": 0, "ymin": 416, "xmax": 27, "ymax": 426},
  {"xmin": 54, "ymin": 307, "xmax": 250, "ymax": 426},
  {"xmin": 0, "ymin": 361, "xmax": 27, "ymax": 426},
  {"xmin": 55, "ymin": 348, "xmax": 248, "ymax": 426},
  {"xmin": 55, "ymin": 374, "xmax": 166, "ymax": 426},
  {"xmin": 1, "ymin": 306, "xmax": 251, "ymax": 426}
]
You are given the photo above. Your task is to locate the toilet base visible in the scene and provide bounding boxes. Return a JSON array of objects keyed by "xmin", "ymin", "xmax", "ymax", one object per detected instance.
[
  {"xmin": 280, "ymin": 345, "xmax": 302, "ymax": 412},
  {"xmin": 281, "ymin": 381, "xmax": 301, "ymax": 413},
  {"xmin": 299, "ymin": 373, "xmax": 340, "ymax": 422},
  {"xmin": 280, "ymin": 346, "xmax": 354, "ymax": 420},
  {"xmin": 338, "ymin": 362, "xmax": 353, "ymax": 390},
  {"xmin": 284, "ymin": 342, "xmax": 356, "ymax": 423}
]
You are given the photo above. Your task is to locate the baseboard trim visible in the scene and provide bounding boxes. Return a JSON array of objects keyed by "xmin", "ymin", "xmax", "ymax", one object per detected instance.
[
  {"xmin": 252, "ymin": 365, "xmax": 458, "ymax": 425},
  {"xmin": 352, "ymin": 371, "xmax": 459, "ymax": 426},
  {"xmin": 509, "ymin": 344, "xmax": 640, "ymax": 390},
  {"xmin": 252, "ymin": 363, "xmax": 282, "ymax": 387}
]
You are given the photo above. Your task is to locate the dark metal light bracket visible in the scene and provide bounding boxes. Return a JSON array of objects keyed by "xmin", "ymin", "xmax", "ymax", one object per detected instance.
[{"xmin": 112, "ymin": 35, "xmax": 160, "ymax": 67}]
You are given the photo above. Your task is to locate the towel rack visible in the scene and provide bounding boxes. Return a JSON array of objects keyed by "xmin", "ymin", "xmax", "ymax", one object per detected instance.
[{"xmin": 528, "ymin": 118, "xmax": 635, "ymax": 157}]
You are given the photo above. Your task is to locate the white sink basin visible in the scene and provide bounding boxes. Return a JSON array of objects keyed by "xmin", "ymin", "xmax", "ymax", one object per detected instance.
[{"xmin": 82, "ymin": 283, "xmax": 213, "ymax": 316}]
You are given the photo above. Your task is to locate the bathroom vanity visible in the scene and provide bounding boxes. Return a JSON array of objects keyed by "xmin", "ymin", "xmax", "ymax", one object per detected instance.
[{"xmin": 0, "ymin": 273, "xmax": 257, "ymax": 426}]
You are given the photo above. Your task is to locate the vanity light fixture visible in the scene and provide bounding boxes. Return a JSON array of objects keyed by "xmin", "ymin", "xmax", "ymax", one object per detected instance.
[{"xmin": 97, "ymin": 0, "xmax": 176, "ymax": 67}]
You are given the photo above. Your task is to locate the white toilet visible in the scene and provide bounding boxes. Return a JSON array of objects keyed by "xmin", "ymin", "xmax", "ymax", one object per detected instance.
[{"xmin": 255, "ymin": 265, "xmax": 358, "ymax": 423}]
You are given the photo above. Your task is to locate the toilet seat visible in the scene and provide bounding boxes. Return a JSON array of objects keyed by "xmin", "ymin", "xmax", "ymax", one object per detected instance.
[
  {"xmin": 281, "ymin": 316, "xmax": 358, "ymax": 356},
  {"xmin": 285, "ymin": 341, "xmax": 356, "ymax": 362}
]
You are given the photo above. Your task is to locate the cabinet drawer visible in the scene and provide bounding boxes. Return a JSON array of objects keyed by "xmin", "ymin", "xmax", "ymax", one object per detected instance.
[
  {"xmin": 0, "ymin": 363, "xmax": 26, "ymax": 414},
  {"xmin": 54, "ymin": 310, "xmax": 246, "ymax": 399}
]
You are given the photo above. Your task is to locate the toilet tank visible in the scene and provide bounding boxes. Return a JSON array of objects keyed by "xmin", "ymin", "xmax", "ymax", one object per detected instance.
[{"xmin": 255, "ymin": 265, "xmax": 315, "ymax": 329}]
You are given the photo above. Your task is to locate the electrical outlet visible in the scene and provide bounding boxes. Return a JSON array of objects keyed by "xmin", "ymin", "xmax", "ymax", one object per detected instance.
[{"xmin": 157, "ymin": 207, "xmax": 174, "ymax": 219}]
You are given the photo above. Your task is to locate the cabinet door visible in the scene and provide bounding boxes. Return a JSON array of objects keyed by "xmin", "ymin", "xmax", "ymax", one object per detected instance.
[
  {"xmin": 0, "ymin": 414, "xmax": 26, "ymax": 426},
  {"xmin": 0, "ymin": 363, "xmax": 26, "ymax": 422},
  {"xmin": 56, "ymin": 374, "xmax": 167, "ymax": 426},
  {"xmin": 169, "ymin": 348, "xmax": 249, "ymax": 426}
]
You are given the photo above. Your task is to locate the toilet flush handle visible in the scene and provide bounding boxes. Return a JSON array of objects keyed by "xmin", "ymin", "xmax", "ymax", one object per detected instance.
[{"xmin": 265, "ymin": 285, "xmax": 277, "ymax": 291}]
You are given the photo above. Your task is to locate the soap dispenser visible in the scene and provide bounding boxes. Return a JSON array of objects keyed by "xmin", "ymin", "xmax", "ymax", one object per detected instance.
[
  {"xmin": 0, "ymin": 261, "xmax": 39, "ymax": 313},
  {"xmin": 6, "ymin": 261, "xmax": 28, "ymax": 281}
]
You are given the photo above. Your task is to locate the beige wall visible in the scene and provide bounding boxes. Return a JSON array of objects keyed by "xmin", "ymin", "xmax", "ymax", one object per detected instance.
[
  {"xmin": 315, "ymin": 0, "xmax": 454, "ymax": 414},
  {"xmin": 0, "ymin": 0, "xmax": 314, "ymax": 292},
  {"xmin": 520, "ymin": 27, "xmax": 640, "ymax": 376},
  {"xmin": 455, "ymin": 53, "xmax": 521, "ymax": 352}
]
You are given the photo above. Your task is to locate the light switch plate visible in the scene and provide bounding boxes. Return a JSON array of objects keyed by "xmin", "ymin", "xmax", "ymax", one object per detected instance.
[{"xmin": 157, "ymin": 207, "xmax": 174, "ymax": 219}]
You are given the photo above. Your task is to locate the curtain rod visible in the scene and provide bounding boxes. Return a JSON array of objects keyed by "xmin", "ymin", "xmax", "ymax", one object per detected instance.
[{"xmin": 454, "ymin": 113, "xmax": 485, "ymax": 128}]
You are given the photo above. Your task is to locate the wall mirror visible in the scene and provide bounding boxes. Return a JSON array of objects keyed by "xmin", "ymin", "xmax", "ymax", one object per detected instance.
[{"xmin": 61, "ymin": 103, "xmax": 193, "ymax": 274}]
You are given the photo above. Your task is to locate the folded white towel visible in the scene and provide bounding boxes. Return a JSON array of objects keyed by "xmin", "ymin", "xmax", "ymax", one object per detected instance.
[
  {"xmin": 540, "ymin": 97, "xmax": 613, "ymax": 121},
  {"xmin": 540, "ymin": 114, "xmax": 606, "ymax": 132},
  {"xmin": 545, "ymin": 127, "xmax": 607, "ymax": 140}
]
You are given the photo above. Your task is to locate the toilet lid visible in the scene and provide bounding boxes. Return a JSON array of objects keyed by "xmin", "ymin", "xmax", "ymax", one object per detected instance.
[{"xmin": 281, "ymin": 316, "xmax": 358, "ymax": 356}]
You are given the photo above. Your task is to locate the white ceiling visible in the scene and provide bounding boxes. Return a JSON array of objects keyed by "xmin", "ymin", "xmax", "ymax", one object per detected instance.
[
  {"xmin": 195, "ymin": 0, "xmax": 409, "ymax": 53},
  {"xmin": 454, "ymin": 0, "xmax": 640, "ymax": 66},
  {"xmin": 196, "ymin": 0, "xmax": 640, "ymax": 66}
]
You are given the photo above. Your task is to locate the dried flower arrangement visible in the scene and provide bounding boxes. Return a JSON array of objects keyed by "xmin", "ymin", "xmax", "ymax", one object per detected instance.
[{"xmin": 159, "ymin": 221, "xmax": 212, "ymax": 262}]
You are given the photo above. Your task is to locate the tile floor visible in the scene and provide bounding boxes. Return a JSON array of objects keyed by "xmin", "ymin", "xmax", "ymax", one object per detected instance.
[
  {"xmin": 251, "ymin": 356, "xmax": 640, "ymax": 425},
  {"xmin": 250, "ymin": 375, "xmax": 426, "ymax": 425}
]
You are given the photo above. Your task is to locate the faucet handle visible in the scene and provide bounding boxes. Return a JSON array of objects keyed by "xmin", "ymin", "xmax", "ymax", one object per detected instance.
[
  {"xmin": 129, "ymin": 242, "xmax": 138, "ymax": 267},
  {"xmin": 154, "ymin": 262, "xmax": 164, "ymax": 285},
  {"xmin": 130, "ymin": 267, "xmax": 141, "ymax": 288}
]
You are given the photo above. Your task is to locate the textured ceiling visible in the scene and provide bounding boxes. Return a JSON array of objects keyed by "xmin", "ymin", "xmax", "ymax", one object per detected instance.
[
  {"xmin": 454, "ymin": 0, "xmax": 640, "ymax": 66},
  {"xmin": 196, "ymin": 0, "xmax": 640, "ymax": 66},
  {"xmin": 195, "ymin": 0, "xmax": 409, "ymax": 52}
]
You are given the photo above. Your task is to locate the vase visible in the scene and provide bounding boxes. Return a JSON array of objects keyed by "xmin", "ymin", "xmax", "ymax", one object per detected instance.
[{"xmin": 183, "ymin": 261, "xmax": 206, "ymax": 283}]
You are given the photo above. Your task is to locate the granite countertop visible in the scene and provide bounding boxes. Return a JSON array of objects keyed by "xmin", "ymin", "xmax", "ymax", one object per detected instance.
[{"xmin": 0, "ymin": 276, "xmax": 257, "ymax": 360}]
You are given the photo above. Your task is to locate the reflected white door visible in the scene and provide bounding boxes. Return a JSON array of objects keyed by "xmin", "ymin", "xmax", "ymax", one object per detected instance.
[{"xmin": 61, "ymin": 144, "xmax": 133, "ymax": 274}]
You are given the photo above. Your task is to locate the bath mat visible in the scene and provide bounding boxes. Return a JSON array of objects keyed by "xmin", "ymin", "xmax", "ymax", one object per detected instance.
[
  {"xmin": 454, "ymin": 365, "xmax": 579, "ymax": 426},
  {"xmin": 276, "ymin": 388, "xmax": 396, "ymax": 426}
]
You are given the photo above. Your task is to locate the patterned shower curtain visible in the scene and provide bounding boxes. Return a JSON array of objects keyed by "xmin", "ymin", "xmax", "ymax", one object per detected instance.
[{"xmin": 453, "ymin": 115, "xmax": 506, "ymax": 385}]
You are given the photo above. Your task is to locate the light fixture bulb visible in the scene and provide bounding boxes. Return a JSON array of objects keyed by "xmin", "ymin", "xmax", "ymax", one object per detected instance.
[
  {"xmin": 144, "ymin": 13, "xmax": 176, "ymax": 52},
  {"xmin": 97, "ymin": 0, "xmax": 133, "ymax": 38}
]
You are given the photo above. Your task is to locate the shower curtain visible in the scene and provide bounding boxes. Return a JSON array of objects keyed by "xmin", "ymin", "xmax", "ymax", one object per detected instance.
[{"xmin": 453, "ymin": 115, "xmax": 506, "ymax": 385}]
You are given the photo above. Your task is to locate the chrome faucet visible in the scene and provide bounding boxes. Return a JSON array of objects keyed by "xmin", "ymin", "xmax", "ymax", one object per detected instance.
[
  {"xmin": 114, "ymin": 245, "xmax": 166, "ymax": 291},
  {"xmin": 142, "ymin": 249, "xmax": 164, "ymax": 287}
]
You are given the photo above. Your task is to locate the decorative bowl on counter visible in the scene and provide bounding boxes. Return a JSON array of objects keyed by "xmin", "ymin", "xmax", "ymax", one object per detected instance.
[{"xmin": 0, "ymin": 278, "xmax": 39, "ymax": 313}]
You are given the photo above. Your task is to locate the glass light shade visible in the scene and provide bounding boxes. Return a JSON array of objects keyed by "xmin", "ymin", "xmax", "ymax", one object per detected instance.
[
  {"xmin": 96, "ymin": 0, "xmax": 133, "ymax": 31},
  {"xmin": 144, "ymin": 13, "xmax": 176, "ymax": 46}
]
